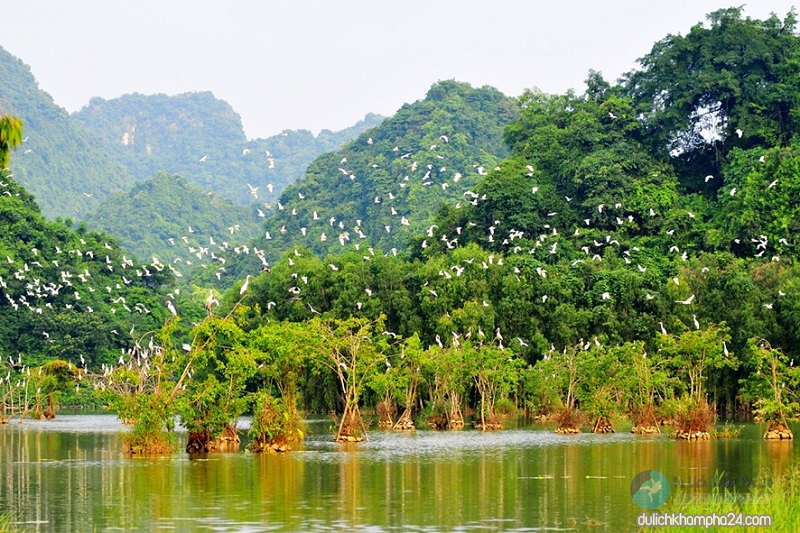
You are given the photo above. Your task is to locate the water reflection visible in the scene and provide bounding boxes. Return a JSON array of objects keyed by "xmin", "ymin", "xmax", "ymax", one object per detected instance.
[{"xmin": 0, "ymin": 417, "xmax": 797, "ymax": 532}]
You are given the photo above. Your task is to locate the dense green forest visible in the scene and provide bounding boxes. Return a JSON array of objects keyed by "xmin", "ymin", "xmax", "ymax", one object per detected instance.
[
  {"xmin": 3, "ymin": 8, "xmax": 800, "ymax": 450},
  {"xmin": 82, "ymin": 172, "xmax": 262, "ymax": 265},
  {"xmin": 0, "ymin": 168, "xmax": 171, "ymax": 369}
]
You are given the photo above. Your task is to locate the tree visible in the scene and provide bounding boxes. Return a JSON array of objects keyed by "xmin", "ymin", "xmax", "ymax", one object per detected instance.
[
  {"xmin": 468, "ymin": 343, "xmax": 522, "ymax": 431},
  {"xmin": 657, "ymin": 324, "xmax": 736, "ymax": 437},
  {"xmin": 0, "ymin": 112, "xmax": 23, "ymax": 169},
  {"xmin": 740, "ymin": 338, "xmax": 800, "ymax": 439},
  {"xmin": 625, "ymin": 8, "xmax": 800, "ymax": 184},
  {"xmin": 534, "ymin": 343, "xmax": 588, "ymax": 433},
  {"xmin": 248, "ymin": 321, "xmax": 322, "ymax": 451},
  {"xmin": 96, "ymin": 324, "xmax": 186, "ymax": 454},
  {"xmin": 179, "ymin": 316, "xmax": 255, "ymax": 453},
  {"xmin": 313, "ymin": 316, "xmax": 390, "ymax": 442}
]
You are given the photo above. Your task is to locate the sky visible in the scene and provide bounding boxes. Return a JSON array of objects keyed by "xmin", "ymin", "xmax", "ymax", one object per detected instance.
[{"xmin": 3, "ymin": 1, "xmax": 797, "ymax": 139}]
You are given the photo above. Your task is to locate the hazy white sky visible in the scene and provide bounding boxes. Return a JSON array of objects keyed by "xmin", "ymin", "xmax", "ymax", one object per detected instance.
[{"xmin": 3, "ymin": 1, "xmax": 797, "ymax": 139}]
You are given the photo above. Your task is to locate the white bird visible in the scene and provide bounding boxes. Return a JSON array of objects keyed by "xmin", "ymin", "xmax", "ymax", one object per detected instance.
[
  {"xmin": 730, "ymin": 187, "xmax": 737, "ymax": 196},
  {"xmin": 705, "ymin": 175, "xmax": 714, "ymax": 182},
  {"xmin": 240, "ymin": 275, "xmax": 251, "ymax": 295},
  {"xmin": 692, "ymin": 315, "xmax": 700, "ymax": 329},
  {"xmin": 676, "ymin": 294, "xmax": 695, "ymax": 305},
  {"xmin": 723, "ymin": 342, "xmax": 729, "ymax": 357},
  {"xmin": 735, "ymin": 128, "xmax": 743, "ymax": 138},
  {"xmin": 167, "ymin": 300, "xmax": 177, "ymax": 316},
  {"xmin": 659, "ymin": 321, "xmax": 667, "ymax": 335}
]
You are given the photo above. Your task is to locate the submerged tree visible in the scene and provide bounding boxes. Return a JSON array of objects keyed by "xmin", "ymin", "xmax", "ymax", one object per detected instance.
[
  {"xmin": 468, "ymin": 343, "xmax": 522, "ymax": 431},
  {"xmin": 657, "ymin": 324, "xmax": 736, "ymax": 438},
  {"xmin": 28, "ymin": 360, "xmax": 83, "ymax": 420},
  {"xmin": 740, "ymin": 338, "xmax": 800, "ymax": 439},
  {"xmin": 534, "ymin": 343, "xmax": 588, "ymax": 434},
  {"xmin": 627, "ymin": 342, "xmax": 673, "ymax": 434},
  {"xmin": 180, "ymin": 316, "xmax": 255, "ymax": 454},
  {"xmin": 313, "ymin": 316, "xmax": 390, "ymax": 442},
  {"xmin": 390, "ymin": 334, "xmax": 424, "ymax": 431},
  {"xmin": 420, "ymin": 344, "xmax": 469, "ymax": 430},
  {"xmin": 97, "ymin": 325, "xmax": 185, "ymax": 454},
  {"xmin": 577, "ymin": 343, "xmax": 633, "ymax": 434},
  {"xmin": 248, "ymin": 321, "xmax": 322, "ymax": 451}
]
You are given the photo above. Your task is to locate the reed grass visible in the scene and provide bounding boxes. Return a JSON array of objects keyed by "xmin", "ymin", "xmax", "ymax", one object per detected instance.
[{"xmin": 643, "ymin": 467, "xmax": 800, "ymax": 532}]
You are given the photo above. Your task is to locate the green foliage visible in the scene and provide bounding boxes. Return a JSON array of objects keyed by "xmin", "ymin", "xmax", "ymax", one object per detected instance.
[
  {"xmin": 739, "ymin": 338, "xmax": 800, "ymax": 425},
  {"xmin": 0, "ymin": 169, "xmax": 169, "ymax": 372},
  {"xmin": 177, "ymin": 315, "xmax": 255, "ymax": 451},
  {"xmin": 8, "ymin": 8, "xmax": 800, "ymax": 442},
  {"xmin": 656, "ymin": 323, "xmax": 735, "ymax": 401},
  {"xmin": 239, "ymin": 80, "xmax": 516, "ymax": 269},
  {"xmin": 83, "ymin": 172, "xmax": 261, "ymax": 263},
  {"xmin": 248, "ymin": 391, "xmax": 303, "ymax": 452},
  {"xmin": 0, "ymin": 113, "xmax": 23, "ymax": 169},
  {"xmin": 625, "ymin": 7, "xmax": 800, "ymax": 183}
]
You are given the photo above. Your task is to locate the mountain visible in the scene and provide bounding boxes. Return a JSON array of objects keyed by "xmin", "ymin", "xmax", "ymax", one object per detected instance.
[
  {"xmin": 0, "ymin": 46, "xmax": 133, "ymax": 220},
  {"xmin": 82, "ymin": 172, "xmax": 262, "ymax": 264},
  {"xmin": 229, "ymin": 80, "xmax": 516, "ymax": 275},
  {"xmin": 72, "ymin": 92, "xmax": 384, "ymax": 205}
]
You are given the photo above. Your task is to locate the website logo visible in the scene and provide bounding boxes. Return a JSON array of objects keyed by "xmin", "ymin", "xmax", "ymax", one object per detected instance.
[{"xmin": 631, "ymin": 470, "xmax": 670, "ymax": 509}]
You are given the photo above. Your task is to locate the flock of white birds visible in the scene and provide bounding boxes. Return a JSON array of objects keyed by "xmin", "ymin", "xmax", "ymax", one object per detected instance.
[{"xmin": 0, "ymin": 119, "xmax": 789, "ymax": 387}]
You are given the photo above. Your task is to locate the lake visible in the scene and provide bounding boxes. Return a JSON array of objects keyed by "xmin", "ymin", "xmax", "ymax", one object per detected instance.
[{"xmin": 0, "ymin": 415, "xmax": 795, "ymax": 531}]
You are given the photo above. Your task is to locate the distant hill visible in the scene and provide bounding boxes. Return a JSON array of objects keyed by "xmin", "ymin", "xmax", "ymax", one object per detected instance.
[
  {"xmin": 1, "ymin": 44, "xmax": 382, "ymax": 221},
  {"xmin": 82, "ymin": 172, "xmax": 262, "ymax": 264},
  {"xmin": 0, "ymin": 46, "xmax": 133, "ymax": 220},
  {"xmin": 72, "ymin": 92, "xmax": 384, "ymax": 205}
]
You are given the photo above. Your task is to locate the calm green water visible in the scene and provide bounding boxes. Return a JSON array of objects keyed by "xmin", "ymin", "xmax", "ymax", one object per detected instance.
[{"xmin": 0, "ymin": 415, "xmax": 795, "ymax": 532}]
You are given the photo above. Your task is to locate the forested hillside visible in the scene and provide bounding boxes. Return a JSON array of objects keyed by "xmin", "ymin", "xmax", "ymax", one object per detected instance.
[
  {"xmin": 82, "ymin": 173, "xmax": 262, "ymax": 264},
  {"xmin": 0, "ymin": 46, "xmax": 133, "ymax": 219},
  {"xmin": 72, "ymin": 92, "xmax": 384, "ymax": 205},
  {"xmin": 221, "ymin": 80, "xmax": 515, "ymax": 277},
  {"xmin": 0, "ymin": 168, "xmax": 172, "ymax": 370}
]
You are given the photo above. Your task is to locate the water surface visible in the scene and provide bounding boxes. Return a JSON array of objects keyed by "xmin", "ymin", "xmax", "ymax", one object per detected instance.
[{"xmin": 0, "ymin": 415, "xmax": 794, "ymax": 531}]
